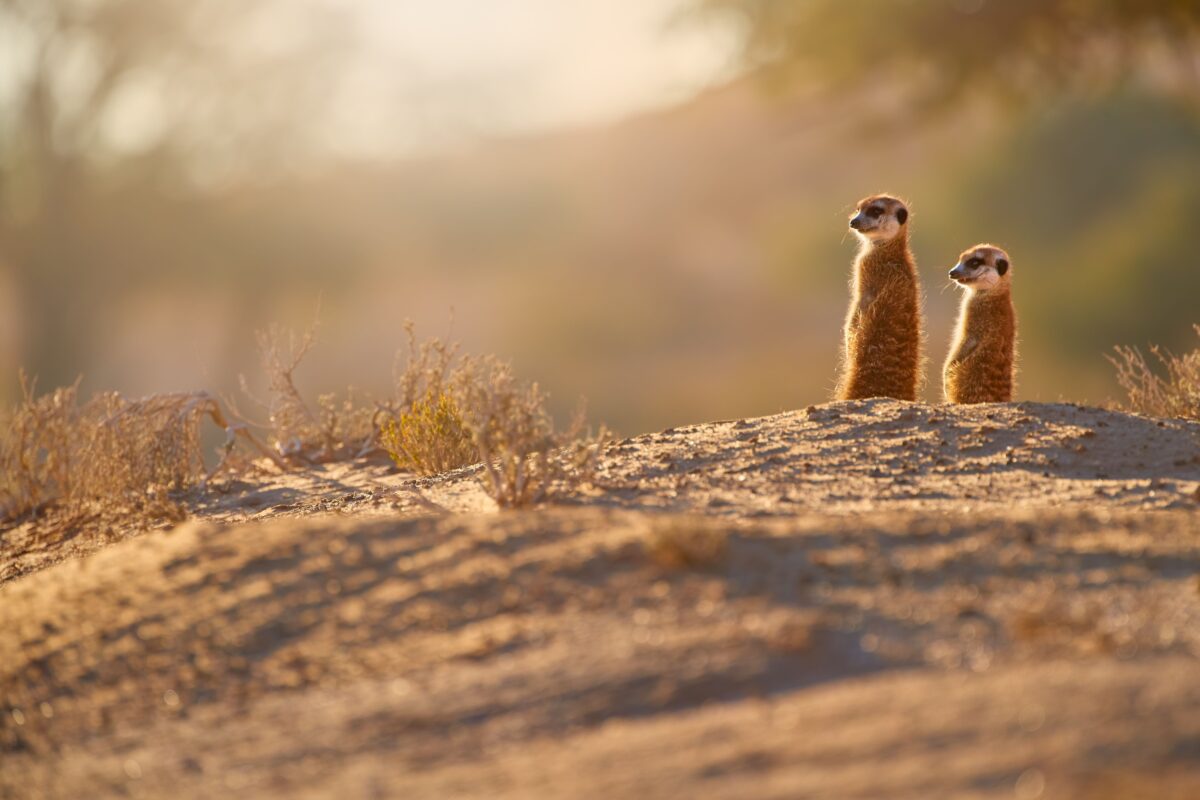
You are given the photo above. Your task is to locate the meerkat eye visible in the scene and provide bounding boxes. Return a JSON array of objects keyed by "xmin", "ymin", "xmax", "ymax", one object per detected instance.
[
  {"xmin": 967, "ymin": 258, "xmax": 982, "ymax": 269},
  {"xmin": 866, "ymin": 206, "xmax": 883, "ymax": 218}
]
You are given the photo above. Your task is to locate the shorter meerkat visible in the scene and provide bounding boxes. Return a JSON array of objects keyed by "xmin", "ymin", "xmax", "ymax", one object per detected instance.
[
  {"xmin": 836, "ymin": 194, "xmax": 924, "ymax": 401},
  {"xmin": 943, "ymin": 244, "xmax": 1017, "ymax": 403}
]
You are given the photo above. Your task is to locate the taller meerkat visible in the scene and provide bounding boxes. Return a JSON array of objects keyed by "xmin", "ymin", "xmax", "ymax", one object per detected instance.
[
  {"xmin": 836, "ymin": 194, "xmax": 923, "ymax": 401},
  {"xmin": 943, "ymin": 244, "xmax": 1017, "ymax": 403}
]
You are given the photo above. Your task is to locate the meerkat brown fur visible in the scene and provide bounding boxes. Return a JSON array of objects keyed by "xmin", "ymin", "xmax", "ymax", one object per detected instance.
[
  {"xmin": 836, "ymin": 194, "xmax": 924, "ymax": 401},
  {"xmin": 943, "ymin": 244, "xmax": 1017, "ymax": 403}
]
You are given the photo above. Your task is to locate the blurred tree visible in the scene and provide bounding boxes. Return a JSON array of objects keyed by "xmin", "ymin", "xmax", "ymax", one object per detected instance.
[
  {"xmin": 0, "ymin": 0, "xmax": 353, "ymax": 387},
  {"xmin": 687, "ymin": 0, "xmax": 1200, "ymax": 107}
]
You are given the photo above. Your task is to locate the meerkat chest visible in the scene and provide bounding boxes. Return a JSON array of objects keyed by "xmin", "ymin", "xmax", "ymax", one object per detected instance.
[{"xmin": 953, "ymin": 329, "xmax": 980, "ymax": 361}]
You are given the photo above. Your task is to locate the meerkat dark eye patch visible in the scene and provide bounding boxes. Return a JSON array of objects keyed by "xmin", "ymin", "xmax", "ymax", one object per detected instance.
[
  {"xmin": 996, "ymin": 258, "xmax": 1009, "ymax": 275},
  {"xmin": 896, "ymin": 208, "xmax": 908, "ymax": 225},
  {"xmin": 967, "ymin": 257, "xmax": 982, "ymax": 269},
  {"xmin": 866, "ymin": 206, "xmax": 883, "ymax": 218}
]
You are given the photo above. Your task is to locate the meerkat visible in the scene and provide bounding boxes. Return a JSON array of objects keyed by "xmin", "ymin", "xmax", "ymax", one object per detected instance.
[
  {"xmin": 943, "ymin": 244, "xmax": 1017, "ymax": 403},
  {"xmin": 836, "ymin": 194, "xmax": 924, "ymax": 401}
]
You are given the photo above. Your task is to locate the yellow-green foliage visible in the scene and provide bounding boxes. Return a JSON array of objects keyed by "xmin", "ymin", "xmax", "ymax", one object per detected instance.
[{"xmin": 380, "ymin": 392, "xmax": 476, "ymax": 476}]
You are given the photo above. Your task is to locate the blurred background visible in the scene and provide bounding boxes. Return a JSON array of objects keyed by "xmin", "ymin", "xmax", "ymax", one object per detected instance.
[{"xmin": 1, "ymin": 0, "xmax": 1199, "ymax": 435}]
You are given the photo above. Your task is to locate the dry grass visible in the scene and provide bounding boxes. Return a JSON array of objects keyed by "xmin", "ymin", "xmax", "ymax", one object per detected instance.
[
  {"xmin": 240, "ymin": 323, "xmax": 380, "ymax": 463},
  {"xmin": 644, "ymin": 517, "xmax": 729, "ymax": 569},
  {"xmin": 1109, "ymin": 325, "xmax": 1200, "ymax": 420},
  {"xmin": 392, "ymin": 321, "xmax": 464, "ymax": 411},
  {"xmin": 0, "ymin": 375, "xmax": 80, "ymax": 520},
  {"xmin": 241, "ymin": 320, "xmax": 607, "ymax": 505},
  {"xmin": 0, "ymin": 373, "xmax": 275, "ymax": 526},
  {"xmin": 2, "ymin": 321, "xmax": 607, "ymax": 526},
  {"xmin": 381, "ymin": 324, "xmax": 607, "ymax": 503},
  {"xmin": 457, "ymin": 356, "xmax": 607, "ymax": 508}
]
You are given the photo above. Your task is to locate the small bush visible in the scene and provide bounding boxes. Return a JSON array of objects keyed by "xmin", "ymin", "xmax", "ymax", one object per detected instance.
[
  {"xmin": 380, "ymin": 391, "xmax": 476, "ymax": 475},
  {"xmin": 393, "ymin": 321, "xmax": 464, "ymax": 411},
  {"xmin": 0, "ymin": 375, "xmax": 80, "ymax": 520},
  {"xmin": 240, "ymin": 323, "xmax": 379, "ymax": 463},
  {"xmin": 242, "ymin": 319, "xmax": 478, "ymax": 467},
  {"xmin": 1109, "ymin": 325, "xmax": 1200, "ymax": 420},
  {"xmin": 379, "ymin": 322, "xmax": 477, "ymax": 476},
  {"xmin": 457, "ymin": 356, "xmax": 607, "ymax": 508},
  {"xmin": 315, "ymin": 387, "xmax": 379, "ymax": 458},
  {"xmin": 0, "ymin": 375, "xmax": 264, "ymax": 525},
  {"xmin": 383, "ymin": 326, "xmax": 607, "ymax": 504}
]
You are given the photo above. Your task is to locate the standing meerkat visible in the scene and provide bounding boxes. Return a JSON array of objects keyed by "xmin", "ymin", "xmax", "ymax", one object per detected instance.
[
  {"xmin": 943, "ymin": 244, "xmax": 1017, "ymax": 403},
  {"xmin": 836, "ymin": 194, "xmax": 924, "ymax": 401}
]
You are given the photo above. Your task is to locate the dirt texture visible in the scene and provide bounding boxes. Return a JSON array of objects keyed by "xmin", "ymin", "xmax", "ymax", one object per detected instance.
[{"xmin": 2, "ymin": 399, "xmax": 1199, "ymax": 799}]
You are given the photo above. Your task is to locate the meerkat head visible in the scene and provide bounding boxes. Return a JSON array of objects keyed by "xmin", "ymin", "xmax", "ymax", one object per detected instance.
[
  {"xmin": 949, "ymin": 245, "xmax": 1011, "ymax": 292},
  {"xmin": 849, "ymin": 194, "xmax": 909, "ymax": 243}
]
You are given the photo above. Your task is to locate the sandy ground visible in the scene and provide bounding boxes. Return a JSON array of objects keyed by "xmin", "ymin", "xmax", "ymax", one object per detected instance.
[{"xmin": 1, "ymin": 399, "xmax": 1199, "ymax": 799}]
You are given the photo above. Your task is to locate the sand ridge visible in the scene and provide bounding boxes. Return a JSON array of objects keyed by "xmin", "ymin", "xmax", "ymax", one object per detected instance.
[{"xmin": 1, "ymin": 400, "xmax": 1199, "ymax": 798}]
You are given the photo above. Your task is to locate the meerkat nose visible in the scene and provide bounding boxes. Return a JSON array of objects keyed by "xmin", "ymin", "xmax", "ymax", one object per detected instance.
[{"xmin": 849, "ymin": 216, "xmax": 863, "ymax": 230}]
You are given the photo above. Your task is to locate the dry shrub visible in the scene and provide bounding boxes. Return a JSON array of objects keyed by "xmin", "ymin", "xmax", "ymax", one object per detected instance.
[
  {"xmin": 380, "ymin": 392, "xmax": 475, "ymax": 476},
  {"xmin": 393, "ymin": 321, "xmax": 463, "ymax": 411},
  {"xmin": 0, "ymin": 375, "xmax": 80, "ymax": 519},
  {"xmin": 239, "ymin": 319, "xmax": 606, "ymax": 503},
  {"xmin": 381, "ymin": 324, "xmax": 606, "ymax": 503},
  {"xmin": 1108, "ymin": 325, "xmax": 1200, "ymax": 419},
  {"xmin": 644, "ymin": 517, "xmax": 729, "ymax": 569},
  {"xmin": 457, "ymin": 356, "xmax": 606, "ymax": 508},
  {"xmin": 1, "ymin": 374, "xmax": 272, "ymax": 525},
  {"xmin": 379, "ymin": 322, "xmax": 478, "ymax": 476},
  {"xmin": 76, "ymin": 393, "xmax": 209, "ymax": 510},
  {"xmin": 315, "ymin": 387, "xmax": 378, "ymax": 457},
  {"xmin": 1, "ymin": 319, "xmax": 607, "ymax": 527},
  {"xmin": 241, "ymin": 323, "xmax": 379, "ymax": 463}
]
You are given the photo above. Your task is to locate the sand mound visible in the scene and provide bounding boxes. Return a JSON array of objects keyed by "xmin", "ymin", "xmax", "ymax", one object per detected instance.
[{"xmin": 2, "ymin": 400, "xmax": 1199, "ymax": 798}]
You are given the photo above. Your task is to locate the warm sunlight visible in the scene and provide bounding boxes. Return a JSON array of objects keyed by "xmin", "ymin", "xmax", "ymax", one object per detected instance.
[
  {"xmin": 3, "ymin": 3, "xmax": 1200, "ymax": 797},
  {"xmin": 334, "ymin": 0, "xmax": 737, "ymax": 153}
]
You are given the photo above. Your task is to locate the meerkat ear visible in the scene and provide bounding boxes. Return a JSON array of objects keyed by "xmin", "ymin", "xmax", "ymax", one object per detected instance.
[
  {"xmin": 996, "ymin": 258, "xmax": 1009, "ymax": 276},
  {"xmin": 896, "ymin": 208, "xmax": 908, "ymax": 225}
]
